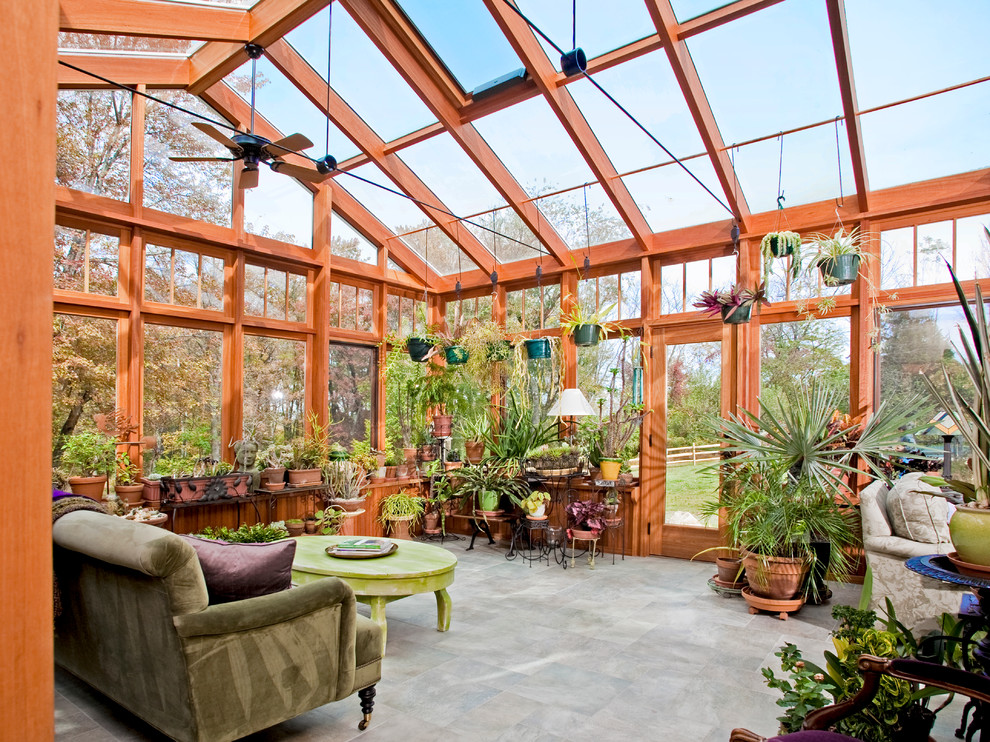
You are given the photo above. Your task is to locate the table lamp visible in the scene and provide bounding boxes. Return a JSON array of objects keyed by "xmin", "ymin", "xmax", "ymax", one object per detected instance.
[{"xmin": 546, "ymin": 388, "xmax": 596, "ymax": 442}]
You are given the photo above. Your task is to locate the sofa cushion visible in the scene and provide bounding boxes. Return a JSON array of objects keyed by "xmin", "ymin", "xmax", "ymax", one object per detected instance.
[
  {"xmin": 179, "ymin": 536, "xmax": 296, "ymax": 604},
  {"xmin": 886, "ymin": 472, "xmax": 950, "ymax": 544}
]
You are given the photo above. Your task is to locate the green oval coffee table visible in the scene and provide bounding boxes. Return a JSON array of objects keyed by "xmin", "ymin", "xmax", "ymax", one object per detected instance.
[{"xmin": 291, "ymin": 536, "xmax": 457, "ymax": 651}]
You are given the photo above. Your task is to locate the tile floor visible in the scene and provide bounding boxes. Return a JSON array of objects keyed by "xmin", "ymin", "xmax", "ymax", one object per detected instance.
[{"xmin": 55, "ymin": 541, "xmax": 966, "ymax": 741}]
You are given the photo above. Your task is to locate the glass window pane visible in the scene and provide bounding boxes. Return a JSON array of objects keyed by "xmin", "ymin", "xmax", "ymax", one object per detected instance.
[
  {"xmin": 337, "ymin": 163, "xmax": 425, "ymax": 234},
  {"xmin": 266, "ymin": 269, "xmax": 287, "ymax": 320},
  {"xmin": 328, "ymin": 344, "xmax": 376, "ymax": 447},
  {"xmin": 244, "ymin": 176, "xmax": 314, "ymax": 248},
  {"xmin": 173, "ymin": 250, "xmax": 199, "ymax": 308},
  {"xmin": 243, "ymin": 335, "xmax": 305, "ymax": 444},
  {"xmin": 244, "ymin": 264, "xmax": 266, "ymax": 317},
  {"xmin": 59, "ymin": 31, "xmax": 198, "ymax": 54},
  {"xmin": 524, "ymin": 287, "xmax": 541, "ymax": 330},
  {"xmin": 620, "ymin": 271, "xmax": 641, "ymax": 319},
  {"xmin": 357, "ymin": 288, "xmax": 374, "ymax": 333},
  {"xmin": 144, "ymin": 91, "xmax": 232, "ymax": 226},
  {"xmin": 578, "ymin": 278, "xmax": 597, "ymax": 316},
  {"xmin": 86, "ymin": 232, "xmax": 119, "ymax": 297},
  {"xmin": 684, "ymin": 260, "xmax": 709, "ymax": 307},
  {"xmin": 542, "ymin": 284, "xmax": 559, "ymax": 328},
  {"xmin": 661, "ymin": 264, "xmax": 684, "ymax": 314},
  {"xmin": 599, "ymin": 274, "xmax": 620, "ymax": 321},
  {"xmin": 464, "ymin": 207, "xmax": 541, "ymax": 265},
  {"xmin": 711, "ymin": 256, "xmax": 736, "ymax": 291},
  {"xmin": 54, "ymin": 226, "xmax": 86, "ymax": 293},
  {"xmin": 52, "ymin": 314, "xmax": 117, "ymax": 468},
  {"xmin": 536, "ymin": 183, "xmax": 631, "ymax": 250},
  {"xmin": 669, "ymin": 0, "xmax": 726, "ymax": 22},
  {"xmin": 331, "ymin": 211, "xmax": 378, "ymax": 265},
  {"xmin": 956, "ymin": 214, "xmax": 990, "ymax": 281},
  {"xmin": 340, "ymin": 283, "xmax": 358, "ymax": 329},
  {"xmin": 201, "ymin": 256, "xmax": 225, "ymax": 311},
  {"xmin": 401, "ymin": 227, "xmax": 465, "ymax": 276},
  {"xmin": 57, "ymin": 90, "xmax": 131, "ymax": 201},
  {"xmin": 144, "ymin": 325, "xmax": 223, "ymax": 468},
  {"xmin": 387, "ymin": 293, "xmax": 400, "ymax": 334},
  {"xmin": 288, "ymin": 273, "xmax": 306, "ymax": 323},
  {"xmin": 516, "ymin": 0, "xmax": 655, "ymax": 64},
  {"xmin": 328, "ymin": 282, "xmax": 340, "ymax": 327},
  {"xmin": 880, "ymin": 227, "xmax": 914, "ymax": 290},
  {"xmin": 145, "ymin": 245, "xmax": 171, "ymax": 303},
  {"xmin": 917, "ymin": 221, "xmax": 954, "ymax": 286},
  {"xmin": 506, "ymin": 289, "xmax": 523, "ymax": 333},
  {"xmin": 761, "ymin": 318, "xmax": 851, "ymax": 411}
]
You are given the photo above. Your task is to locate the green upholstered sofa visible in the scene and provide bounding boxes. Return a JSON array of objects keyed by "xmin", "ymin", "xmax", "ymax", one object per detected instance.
[{"xmin": 53, "ymin": 510, "xmax": 382, "ymax": 742}]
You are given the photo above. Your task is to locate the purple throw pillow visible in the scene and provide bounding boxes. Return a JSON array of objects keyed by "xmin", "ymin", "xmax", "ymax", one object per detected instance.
[{"xmin": 179, "ymin": 536, "xmax": 296, "ymax": 604}]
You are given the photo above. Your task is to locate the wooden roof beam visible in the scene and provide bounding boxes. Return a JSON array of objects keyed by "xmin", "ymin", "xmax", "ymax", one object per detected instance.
[
  {"xmin": 265, "ymin": 39, "xmax": 496, "ymax": 275},
  {"xmin": 200, "ymin": 81, "xmax": 435, "ymax": 286},
  {"xmin": 826, "ymin": 0, "xmax": 870, "ymax": 212},
  {"xmin": 646, "ymin": 0, "xmax": 752, "ymax": 232},
  {"xmin": 58, "ymin": 52, "xmax": 191, "ymax": 88},
  {"xmin": 483, "ymin": 0, "xmax": 654, "ymax": 251},
  {"xmin": 59, "ymin": 0, "xmax": 252, "ymax": 41},
  {"xmin": 187, "ymin": 0, "xmax": 328, "ymax": 96},
  {"xmin": 340, "ymin": 0, "xmax": 570, "ymax": 266}
]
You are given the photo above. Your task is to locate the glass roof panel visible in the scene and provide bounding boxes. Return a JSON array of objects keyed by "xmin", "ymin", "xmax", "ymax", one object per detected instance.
[
  {"xmin": 535, "ymin": 182, "xmax": 632, "ymax": 250},
  {"xmin": 157, "ymin": 0, "xmax": 256, "ymax": 6},
  {"xmin": 687, "ymin": 1, "xmax": 843, "ymax": 143},
  {"xmin": 514, "ymin": 0, "xmax": 655, "ymax": 68},
  {"xmin": 58, "ymin": 33, "xmax": 198, "ymax": 54},
  {"xmin": 331, "ymin": 212, "xmax": 378, "ymax": 265},
  {"xmin": 568, "ymin": 50, "xmax": 704, "ymax": 174},
  {"xmin": 401, "ymin": 227, "xmax": 467, "ymax": 276},
  {"xmin": 394, "ymin": 0, "xmax": 522, "ymax": 93},
  {"xmin": 474, "ymin": 96, "xmax": 594, "ymax": 195},
  {"xmin": 623, "ymin": 157, "xmax": 730, "ymax": 232},
  {"xmin": 223, "ymin": 59, "xmax": 359, "ymax": 162},
  {"xmin": 398, "ymin": 132, "xmax": 506, "ymax": 217},
  {"xmin": 285, "ymin": 5, "xmax": 437, "ymax": 142},
  {"xmin": 732, "ymin": 124, "xmax": 856, "ymax": 214},
  {"xmin": 846, "ymin": 0, "xmax": 990, "ymax": 109},
  {"xmin": 464, "ymin": 207, "xmax": 542, "ymax": 265},
  {"xmin": 336, "ymin": 163, "xmax": 428, "ymax": 234},
  {"xmin": 862, "ymin": 82, "xmax": 990, "ymax": 191},
  {"xmin": 669, "ymin": 0, "xmax": 728, "ymax": 23}
]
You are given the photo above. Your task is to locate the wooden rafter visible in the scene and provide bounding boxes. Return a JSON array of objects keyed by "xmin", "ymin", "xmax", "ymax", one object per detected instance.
[
  {"xmin": 678, "ymin": 0, "xmax": 786, "ymax": 37},
  {"xmin": 339, "ymin": 0, "xmax": 570, "ymax": 266},
  {"xmin": 645, "ymin": 0, "xmax": 752, "ymax": 231},
  {"xmin": 186, "ymin": 0, "xmax": 329, "ymax": 96},
  {"xmin": 59, "ymin": 0, "xmax": 252, "ymax": 41},
  {"xmin": 199, "ymin": 81, "xmax": 435, "ymax": 286},
  {"xmin": 265, "ymin": 39, "xmax": 497, "ymax": 275},
  {"xmin": 483, "ymin": 0, "xmax": 654, "ymax": 251},
  {"xmin": 826, "ymin": 0, "xmax": 870, "ymax": 212},
  {"xmin": 57, "ymin": 52, "xmax": 190, "ymax": 88}
]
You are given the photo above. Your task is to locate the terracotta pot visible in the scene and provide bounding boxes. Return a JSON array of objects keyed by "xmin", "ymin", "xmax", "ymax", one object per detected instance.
[
  {"xmin": 949, "ymin": 506, "xmax": 990, "ymax": 567},
  {"xmin": 262, "ymin": 467, "xmax": 286, "ymax": 487},
  {"xmin": 114, "ymin": 483, "xmax": 145, "ymax": 507},
  {"xmin": 599, "ymin": 459, "xmax": 622, "ymax": 481},
  {"xmin": 331, "ymin": 497, "xmax": 367, "ymax": 512},
  {"xmin": 370, "ymin": 475, "xmax": 385, "ymax": 484},
  {"xmin": 141, "ymin": 478, "xmax": 161, "ymax": 504},
  {"xmin": 304, "ymin": 520, "xmax": 318, "ymax": 534},
  {"xmin": 388, "ymin": 515, "xmax": 415, "ymax": 540},
  {"xmin": 375, "ymin": 453, "xmax": 387, "ymax": 469},
  {"xmin": 423, "ymin": 510, "xmax": 441, "ymax": 534},
  {"xmin": 385, "ymin": 465, "xmax": 397, "ymax": 480},
  {"xmin": 396, "ymin": 464, "xmax": 409, "ymax": 479},
  {"xmin": 465, "ymin": 440, "xmax": 485, "ymax": 465},
  {"xmin": 444, "ymin": 461, "xmax": 462, "ymax": 471},
  {"xmin": 716, "ymin": 556, "xmax": 745, "ymax": 586},
  {"xmin": 570, "ymin": 528, "xmax": 599, "ymax": 540},
  {"xmin": 285, "ymin": 521, "xmax": 305, "ymax": 537},
  {"xmin": 740, "ymin": 550, "xmax": 809, "ymax": 600},
  {"xmin": 432, "ymin": 415, "xmax": 453, "ymax": 438},
  {"xmin": 266, "ymin": 481, "xmax": 286, "ymax": 491},
  {"xmin": 68, "ymin": 475, "xmax": 107, "ymax": 498},
  {"xmin": 419, "ymin": 445, "xmax": 436, "ymax": 462},
  {"xmin": 403, "ymin": 447, "xmax": 418, "ymax": 465},
  {"xmin": 288, "ymin": 468, "xmax": 322, "ymax": 485},
  {"xmin": 222, "ymin": 473, "xmax": 251, "ymax": 497}
]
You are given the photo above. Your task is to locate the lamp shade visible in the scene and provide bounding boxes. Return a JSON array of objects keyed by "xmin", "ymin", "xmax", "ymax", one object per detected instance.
[{"xmin": 546, "ymin": 388, "xmax": 596, "ymax": 417}]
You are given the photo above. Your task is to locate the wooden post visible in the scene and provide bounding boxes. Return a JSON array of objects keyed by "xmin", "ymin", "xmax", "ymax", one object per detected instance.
[
  {"xmin": 2, "ymin": 0, "xmax": 57, "ymax": 737},
  {"xmin": 311, "ymin": 188, "xmax": 332, "ymax": 429}
]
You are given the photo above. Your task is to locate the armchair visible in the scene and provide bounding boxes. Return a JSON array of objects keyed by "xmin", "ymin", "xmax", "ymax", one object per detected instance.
[{"xmin": 53, "ymin": 510, "xmax": 382, "ymax": 742}]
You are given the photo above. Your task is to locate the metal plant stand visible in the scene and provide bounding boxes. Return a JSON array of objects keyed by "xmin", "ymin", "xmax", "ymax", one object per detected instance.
[{"xmin": 506, "ymin": 516, "xmax": 550, "ymax": 566}]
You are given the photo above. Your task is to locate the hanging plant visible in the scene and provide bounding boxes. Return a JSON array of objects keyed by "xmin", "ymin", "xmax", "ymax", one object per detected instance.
[
  {"xmin": 692, "ymin": 282, "xmax": 770, "ymax": 325},
  {"xmin": 806, "ymin": 227, "xmax": 869, "ymax": 287},
  {"xmin": 559, "ymin": 293, "xmax": 618, "ymax": 347},
  {"xmin": 761, "ymin": 231, "xmax": 803, "ymax": 281}
]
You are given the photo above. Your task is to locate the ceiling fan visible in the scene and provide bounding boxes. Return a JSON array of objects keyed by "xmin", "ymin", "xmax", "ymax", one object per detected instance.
[{"xmin": 169, "ymin": 44, "xmax": 334, "ymax": 189}]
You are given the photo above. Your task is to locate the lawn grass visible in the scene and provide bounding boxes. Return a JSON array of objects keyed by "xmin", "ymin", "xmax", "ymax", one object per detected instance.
[{"xmin": 665, "ymin": 463, "xmax": 718, "ymax": 526}]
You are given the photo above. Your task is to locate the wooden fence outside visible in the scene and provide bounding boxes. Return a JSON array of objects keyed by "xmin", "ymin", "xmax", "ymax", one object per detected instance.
[{"xmin": 666, "ymin": 442, "xmax": 720, "ymax": 466}]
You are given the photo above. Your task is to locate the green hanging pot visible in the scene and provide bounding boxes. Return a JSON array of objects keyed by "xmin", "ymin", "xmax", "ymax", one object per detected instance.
[
  {"xmin": 524, "ymin": 338, "xmax": 551, "ymax": 360},
  {"xmin": 486, "ymin": 340, "xmax": 513, "ymax": 362},
  {"xmin": 406, "ymin": 337, "xmax": 434, "ymax": 362},
  {"xmin": 573, "ymin": 324, "xmax": 602, "ymax": 347},
  {"xmin": 768, "ymin": 234, "xmax": 795, "ymax": 258},
  {"xmin": 720, "ymin": 304, "xmax": 751, "ymax": 325},
  {"xmin": 445, "ymin": 346, "xmax": 469, "ymax": 365},
  {"xmin": 818, "ymin": 254, "xmax": 861, "ymax": 286}
]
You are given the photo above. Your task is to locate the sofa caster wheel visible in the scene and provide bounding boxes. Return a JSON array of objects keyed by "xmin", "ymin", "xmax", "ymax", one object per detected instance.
[
  {"xmin": 358, "ymin": 719, "xmax": 370, "ymax": 731},
  {"xmin": 357, "ymin": 685, "xmax": 375, "ymax": 731}
]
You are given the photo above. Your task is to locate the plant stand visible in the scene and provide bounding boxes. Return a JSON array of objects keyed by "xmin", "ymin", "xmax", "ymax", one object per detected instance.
[
  {"xmin": 506, "ymin": 517, "xmax": 550, "ymax": 567},
  {"xmin": 741, "ymin": 586, "xmax": 804, "ymax": 620},
  {"xmin": 567, "ymin": 531, "xmax": 600, "ymax": 570},
  {"xmin": 707, "ymin": 577, "xmax": 744, "ymax": 598}
]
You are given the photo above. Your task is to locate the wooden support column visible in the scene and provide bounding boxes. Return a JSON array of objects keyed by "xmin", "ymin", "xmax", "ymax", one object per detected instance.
[
  {"xmin": 2, "ymin": 0, "xmax": 57, "ymax": 736},
  {"xmin": 733, "ymin": 238, "xmax": 761, "ymax": 415},
  {"xmin": 645, "ymin": 321, "xmax": 666, "ymax": 557},
  {"xmin": 129, "ymin": 85, "xmax": 146, "ymax": 218},
  {"xmin": 850, "ymin": 218, "xmax": 875, "ymax": 421},
  {"xmin": 634, "ymin": 257, "xmax": 659, "ymax": 557},
  {"xmin": 223, "ymin": 252, "xmax": 244, "ymax": 460},
  {"xmin": 311, "ymin": 188, "xmax": 332, "ymax": 429},
  {"xmin": 123, "ymin": 85, "xmax": 145, "ymax": 459},
  {"xmin": 561, "ymin": 272, "xmax": 578, "ymax": 389}
]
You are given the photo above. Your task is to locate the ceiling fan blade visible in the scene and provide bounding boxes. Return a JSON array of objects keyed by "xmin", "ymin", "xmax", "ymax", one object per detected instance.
[
  {"xmin": 239, "ymin": 167, "xmax": 260, "ymax": 189},
  {"xmin": 264, "ymin": 133, "xmax": 313, "ymax": 158},
  {"xmin": 169, "ymin": 156, "xmax": 237, "ymax": 162},
  {"xmin": 191, "ymin": 121, "xmax": 240, "ymax": 151},
  {"xmin": 269, "ymin": 161, "xmax": 328, "ymax": 183}
]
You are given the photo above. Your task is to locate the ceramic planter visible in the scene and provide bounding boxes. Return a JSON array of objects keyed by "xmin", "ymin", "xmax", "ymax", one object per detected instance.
[
  {"xmin": 287, "ymin": 468, "xmax": 322, "ymax": 485},
  {"xmin": 419, "ymin": 444, "xmax": 437, "ymax": 461},
  {"xmin": 465, "ymin": 440, "xmax": 485, "ymax": 464},
  {"xmin": 445, "ymin": 346, "xmax": 469, "ymax": 365},
  {"xmin": 331, "ymin": 496, "xmax": 367, "ymax": 512},
  {"xmin": 423, "ymin": 510, "xmax": 441, "ymax": 534},
  {"xmin": 740, "ymin": 550, "xmax": 809, "ymax": 600},
  {"xmin": 570, "ymin": 528, "xmax": 600, "ymax": 540},
  {"xmin": 406, "ymin": 337, "xmax": 434, "ymax": 362},
  {"xmin": 720, "ymin": 304, "xmax": 751, "ymax": 324},
  {"xmin": 573, "ymin": 324, "xmax": 602, "ymax": 346},
  {"xmin": 261, "ymin": 467, "xmax": 286, "ymax": 488},
  {"xmin": 949, "ymin": 506, "xmax": 990, "ymax": 567},
  {"xmin": 68, "ymin": 475, "xmax": 107, "ymax": 498},
  {"xmin": 524, "ymin": 337, "xmax": 551, "ymax": 360},
  {"xmin": 715, "ymin": 556, "xmax": 745, "ymax": 586},
  {"xmin": 140, "ymin": 478, "xmax": 161, "ymax": 505},
  {"xmin": 432, "ymin": 415, "xmax": 453, "ymax": 438},
  {"xmin": 114, "ymin": 484, "xmax": 145, "ymax": 507},
  {"xmin": 285, "ymin": 521, "xmax": 305, "ymax": 537},
  {"xmin": 818, "ymin": 254, "xmax": 861, "ymax": 286},
  {"xmin": 387, "ymin": 515, "xmax": 415, "ymax": 540},
  {"xmin": 403, "ymin": 447, "xmax": 418, "ymax": 465},
  {"xmin": 599, "ymin": 459, "xmax": 622, "ymax": 481}
]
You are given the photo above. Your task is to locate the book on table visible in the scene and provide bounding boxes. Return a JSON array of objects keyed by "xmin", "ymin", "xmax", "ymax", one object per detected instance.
[{"xmin": 333, "ymin": 538, "xmax": 390, "ymax": 553}]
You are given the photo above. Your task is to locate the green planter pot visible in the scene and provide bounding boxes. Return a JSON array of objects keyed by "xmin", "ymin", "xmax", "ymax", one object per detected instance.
[
  {"xmin": 573, "ymin": 324, "xmax": 602, "ymax": 347},
  {"xmin": 445, "ymin": 346, "xmax": 469, "ymax": 365},
  {"xmin": 524, "ymin": 338, "xmax": 551, "ymax": 360},
  {"xmin": 486, "ymin": 340, "xmax": 513, "ymax": 362},
  {"xmin": 767, "ymin": 234, "xmax": 795, "ymax": 258},
  {"xmin": 328, "ymin": 449, "xmax": 350, "ymax": 462},
  {"xmin": 818, "ymin": 254, "xmax": 861, "ymax": 286},
  {"xmin": 720, "ymin": 304, "xmax": 751, "ymax": 325},
  {"xmin": 949, "ymin": 506, "xmax": 990, "ymax": 566},
  {"xmin": 406, "ymin": 337, "xmax": 434, "ymax": 362}
]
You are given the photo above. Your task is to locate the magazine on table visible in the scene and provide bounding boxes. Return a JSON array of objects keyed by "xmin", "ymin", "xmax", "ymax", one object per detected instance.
[{"xmin": 333, "ymin": 538, "xmax": 390, "ymax": 553}]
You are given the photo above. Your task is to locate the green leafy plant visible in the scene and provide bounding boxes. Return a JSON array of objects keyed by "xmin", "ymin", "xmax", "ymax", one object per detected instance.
[
  {"xmin": 377, "ymin": 488, "xmax": 426, "ymax": 528},
  {"xmin": 482, "ymin": 390, "xmax": 557, "ymax": 463},
  {"xmin": 691, "ymin": 282, "xmax": 770, "ymax": 319},
  {"xmin": 114, "ymin": 451, "xmax": 141, "ymax": 485},
  {"xmin": 259, "ymin": 443, "xmax": 293, "ymax": 469},
  {"xmin": 761, "ymin": 230, "xmax": 803, "ymax": 280},
  {"xmin": 519, "ymin": 490, "xmax": 551, "ymax": 515},
  {"xmin": 198, "ymin": 522, "xmax": 289, "ymax": 542},
  {"xmin": 453, "ymin": 462, "xmax": 531, "ymax": 513},
  {"xmin": 322, "ymin": 460, "xmax": 367, "ymax": 501},
  {"xmin": 61, "ymin": 430, "xmax": 117, "ymax": 477},
  {"xmin": 558, "ymin": 294, "xmax": 617, "ymax": 335},
  {"xmin": 314, "ymin": 508, "xmax": 345, "ymax": 535}
]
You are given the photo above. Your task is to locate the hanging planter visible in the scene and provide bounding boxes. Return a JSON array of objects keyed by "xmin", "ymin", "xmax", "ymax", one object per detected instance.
[
  {"xmin": 693, "ymin": 283, "xmax": 769, "ymax": 326},
  {"xmin": 524, "ymin": 337, "xmax": 551, "ymax": 360},
  {"xmin": 807, "ymin": 228, "xmax": 869, "ymax": 287},
  {"xmin": 444, "ymin": 346, "xmax": 469, "ymax": 365},
  {"xmin": 720, "ymin": 304, "xmax": 752, "ymax": 325},
  {"xmin": 485, "ymin": 339, "xmax": 513, "ymax": 362},
  {"xmin": 406, "ymin": 336, "xmax": 435, "ymax": 362},
  {"xmin": 760, "ymin": 231, "xmax": 803, "ymax": 281},
  {"xmin": 818, "ymin": 254, "xmax": 861, "ymax": 286},
  {"xmin": 572, "ymin": 324, "xmax": 602, "ymax": 347}
]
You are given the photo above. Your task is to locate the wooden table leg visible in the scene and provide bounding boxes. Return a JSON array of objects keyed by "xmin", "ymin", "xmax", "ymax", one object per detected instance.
[
  {"xmin": 435, "ymin": 588, "xmax": 452, "ymax": 632},
  {"xmin": 367, "ymin": 596, "xmax": 388, "ymax": 651}
]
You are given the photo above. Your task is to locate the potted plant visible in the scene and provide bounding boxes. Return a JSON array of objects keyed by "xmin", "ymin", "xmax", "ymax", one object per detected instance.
[
  {"xmin": 323, "ymin": 460, "xmax": 368, "ymax": 512},
  {"xmin": 519, "ymin": 490, "xmax": 551, "ymax": 519},
  {"xmin": 444, "ymin": 450, "xmax": 462, "ymax": 471},
  {"xmin": 559, "ymin": 294, "xmax": 617, "ymax": 347},
  {"xmin": 60, "ymin": 430, "xmax": 117, "ymax": 497},
  {"xmin": 414, "ymin": 361, "xmax": 459, "ymax": 438},
  {"xmin": 581, "ymin": 351, "xmax": 648, "ymax": 481},
  {"xmin": 482, "ymin": 391, "xmax": 557, "ymax": 468},
  {"xmin": 806, "ymin": 226, "xmax": 870, "ymax": 286},
  {"xmin": 692, "ymin": 282, "xmax": 770, "ymax": 325},
  {"xmin": 259, "ymin": 442, "xmax": 292, "ymax": 490},
  {"xmin": 761, "ymin": 230, "xmax": 803, "ymax": 280},
  {"xmin": 113, "ymin": 451, "xmax": 145, "ymax": 507},
  {"xmin": 437, "ymin": 312, "xmax": 470, "ymax": 366},
  {"xmin": 377, "ymin": 488, "xmax": 426, "ymax": 540},
  {"xmin": 454, "ymin": 462, "xmax": 530, "ymax": 516},
  {"xmin": 285, "ymin": 518, "xmax": 305, "ymax": 537},
  {"xmin": 921, "ymin": 261, "xmax": 990, "ymax": 567},
  {"xmin": 287, "ymin": 437, "xmax": 324, "ymax": 485},
  {"xmin": 527, "ymin": 443, "xmax": 582, "ymax": 476},
  {"xmin": 461, "ymin": 413, "xmax": 489, "ymax": 464},
  {"xmin": 566, "ymin": 499, "xmax": 607, "ymax": 539},
  {"xmin": 522, "ymin": 336, "xmax": 552, "ymax": 360}
]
